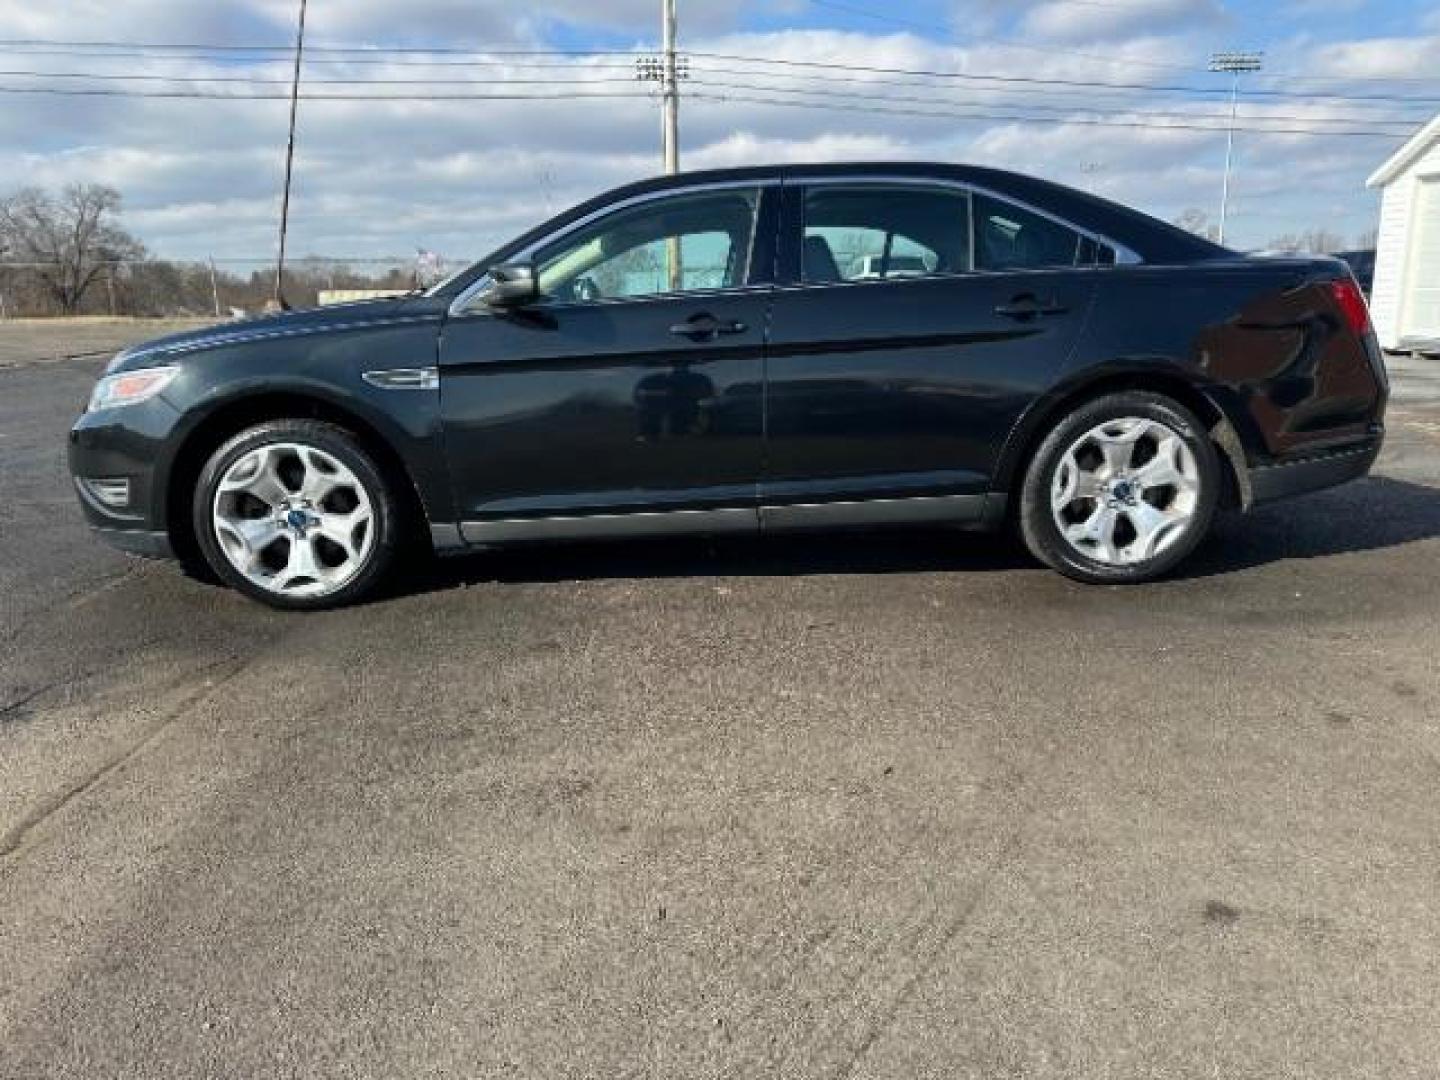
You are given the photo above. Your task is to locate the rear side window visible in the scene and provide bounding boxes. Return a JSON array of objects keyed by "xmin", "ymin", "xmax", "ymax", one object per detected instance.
[
  {"xmin": 802, "ymin": 185, "xmax": 972, "ymax": 284},
  {"xmin": 974, "ymin": 193, "xmax": 1106, "ymax": 271}
]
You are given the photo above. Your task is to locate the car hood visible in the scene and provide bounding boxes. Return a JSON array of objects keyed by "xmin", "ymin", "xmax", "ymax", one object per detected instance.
[{"xmin": 106, "ymin": 295, "xmax": 447, "ymax": 372}]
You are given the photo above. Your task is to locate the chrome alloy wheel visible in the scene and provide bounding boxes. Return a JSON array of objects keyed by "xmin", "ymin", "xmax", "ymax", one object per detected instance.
[
  {"xmin": 1050, "ymin": 417, "xmax": 1201, "ymax": 566},
  {"xmin": 211, "ymin": 442, "xmax": 375, "ymax": 598}
]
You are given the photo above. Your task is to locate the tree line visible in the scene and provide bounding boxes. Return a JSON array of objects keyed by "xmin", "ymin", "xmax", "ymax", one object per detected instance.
[
  {"xmin": 0, "ymin": 184, "xmax": 432, "ymax": 319},
  {"xmin": 2, "ymin": 184, "xmax": 1380, "ymax": 319},
  {"xmin": 1170, "ymin": 207, "xmax": 1377, "ymax": 254}
]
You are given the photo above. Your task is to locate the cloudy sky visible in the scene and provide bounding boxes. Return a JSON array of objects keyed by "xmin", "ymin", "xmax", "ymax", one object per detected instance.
[{"xmin": 1, "ymin": 0, "xmax": 1436, "ymax": 267}]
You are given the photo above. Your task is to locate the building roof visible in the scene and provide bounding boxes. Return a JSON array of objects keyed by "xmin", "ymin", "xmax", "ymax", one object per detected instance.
[{"xmin": 1368, "ymin": 113, "xmax": 1440, "ymax": 189}]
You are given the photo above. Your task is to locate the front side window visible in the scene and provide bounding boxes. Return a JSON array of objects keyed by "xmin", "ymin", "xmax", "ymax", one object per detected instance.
[
  {"xmin": 974, "ymin": 193, "xmax": 1106, "ymax": 271},
  {"xmin": 534, "ymin": 188, "xmax": 760, "ymax": 303},
  {"xmin": 802, "ymin": 185, "xmax": 971, "ymax": 284}
]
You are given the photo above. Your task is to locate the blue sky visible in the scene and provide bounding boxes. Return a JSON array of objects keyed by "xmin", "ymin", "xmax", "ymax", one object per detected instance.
[{"xmin": 1, "ymin": 0, "xmax": 1435, "ymax": 264}]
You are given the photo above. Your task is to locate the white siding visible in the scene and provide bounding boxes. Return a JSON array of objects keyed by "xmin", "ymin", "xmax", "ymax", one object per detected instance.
[
  {"xmin": 1373, "ymin": 136, "xmax": 1440, "ymax": 350},
  {"xmin": 1371, "ymin": 176, "xmax": 1413, "ymax": 350},
  {"xmin": 1404, "ymin": 177, "xmax": 1440, "ymax": 340}
]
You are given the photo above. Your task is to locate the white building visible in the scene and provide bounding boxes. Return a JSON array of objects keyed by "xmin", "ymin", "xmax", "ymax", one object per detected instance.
[{"xmin": 1367, "ymin": 114, "xmax": 1440, "ymax": 353}]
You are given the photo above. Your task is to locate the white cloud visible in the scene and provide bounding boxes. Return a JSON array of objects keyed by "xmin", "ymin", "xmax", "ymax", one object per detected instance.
[
  {"xmin": 0, "ymin": 1, "xmax": 1411, "ymax": 260},
  {"xmin": 1019, "ymin": 0, "xmax": 1224, "ymax": 45},
  {"xmin": 1306, "ymin": 34, "xmax": 1440, "ymax": 79}
]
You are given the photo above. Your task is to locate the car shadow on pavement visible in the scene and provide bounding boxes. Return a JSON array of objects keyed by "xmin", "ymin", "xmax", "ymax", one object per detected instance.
[
  {"xmin": 400, "ymin": 476, "xmax": 1440, "ymax": 596},
  {"xmin": 1181, "ymin": 475, "xmax": 1440, "ymax": 579},
  {"xmin": 408, "ymin": 527, "xmax": 1029, "ymax": 593}
]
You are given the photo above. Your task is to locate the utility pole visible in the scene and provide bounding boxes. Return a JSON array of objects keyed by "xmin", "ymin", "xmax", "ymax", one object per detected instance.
[
  {"xmin": 209, "ymin": 256, "xmax": 222, "ymax": 318},
  {"xmin": 274, "ymin": 0, "xmax": 308, "ymax": 310},
  {"xmin": 638, "ymin": 1, "xmax": 686, "ymax": 289},
  {"xmin": 661, "ymin": 0, "xmax": 679, "ymax": 176},
  {"xmin": 1209, "ymin": 50, "xmax": 1262, "ymax": 247}
]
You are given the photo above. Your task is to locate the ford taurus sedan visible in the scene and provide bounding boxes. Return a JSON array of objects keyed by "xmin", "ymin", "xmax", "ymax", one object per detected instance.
[{"xmin": 70, "ymin": 162, "xmax": 1387, "ymax": 609}]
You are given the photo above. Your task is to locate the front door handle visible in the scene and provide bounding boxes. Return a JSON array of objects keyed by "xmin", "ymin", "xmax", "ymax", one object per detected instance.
[
  {"xmin": 994, "ymin": 294, "xmax": 1069, "ymax": 320},
  {"xmin": 669, "ymin": 313, "xmax": 748, "ymax": 339}
]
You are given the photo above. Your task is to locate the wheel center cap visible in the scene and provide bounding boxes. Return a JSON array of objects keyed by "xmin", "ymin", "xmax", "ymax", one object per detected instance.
[
  {"xmin": 285, "ymin": 508, "xmax": 313, "ymax": 533},
  {"xmin": 1109, "ymin": 478, "xmax": 1138, "ymax": 506}
]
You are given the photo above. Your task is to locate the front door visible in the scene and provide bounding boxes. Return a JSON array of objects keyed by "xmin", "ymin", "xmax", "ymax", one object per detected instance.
[
  {"xmin": 762, "ymin": 181, "xmax": 1099, "ymax": 524},
  {"xmin": 438, "ymin": 185, "xmax": 774, "ymax": 542}
]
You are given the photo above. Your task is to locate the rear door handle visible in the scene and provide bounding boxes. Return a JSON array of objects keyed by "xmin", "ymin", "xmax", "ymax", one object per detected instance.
[
  {"xmin": 670, "ymin": 313, "xmax": 748, "ymax": 339},
  {"xmin": 994, "ymin": 294, "xmax": 1069, "ymax": 320}
]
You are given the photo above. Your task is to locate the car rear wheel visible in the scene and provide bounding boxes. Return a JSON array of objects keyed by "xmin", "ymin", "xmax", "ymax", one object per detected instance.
[
  {"xmin": 192, "ymin": 420, "xmax": 399, "ymax": 609},
  {"xmin": 1018, "ymin": 391, "xmax": 1220, "ymax": 584}
]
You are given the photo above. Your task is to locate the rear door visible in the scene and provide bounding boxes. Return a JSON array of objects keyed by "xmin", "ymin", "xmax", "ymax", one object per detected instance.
[
  {"xmin": 437, "ymin": 184, "xmax": 775, "ymax": 540},
  {"xmin": 761, "ymin": 180, "xmax": 1101, "ymax": 524}
]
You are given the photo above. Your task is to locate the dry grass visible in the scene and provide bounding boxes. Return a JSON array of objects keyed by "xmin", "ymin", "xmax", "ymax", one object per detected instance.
[{"xmin": 0, "ymin": 317, "xmax": 219, "ymax": 368}]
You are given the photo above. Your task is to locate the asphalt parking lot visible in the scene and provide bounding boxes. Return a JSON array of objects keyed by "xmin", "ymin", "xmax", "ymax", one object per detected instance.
[{"xmin": 2, "ymin": 322, "xmax": 1439, "ymax": 1078}]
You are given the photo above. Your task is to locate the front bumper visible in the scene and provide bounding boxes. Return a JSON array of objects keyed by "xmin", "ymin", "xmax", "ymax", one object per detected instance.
[
  {"xmin": 1248, "ymin": 436, "xmax": 1381, "ymax": 505},
  {"xmin": 88, "ymin": 525, "xmax": 174, "ymax": 559},
  {"xmin": 68, "ymin": 395, "xmax": 182, "ymax": 558}
]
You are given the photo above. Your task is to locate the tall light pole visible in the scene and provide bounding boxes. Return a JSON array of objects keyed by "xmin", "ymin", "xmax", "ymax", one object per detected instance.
[
  {"xmin": 1209, "ymin": 50, "xmax": 1262, "ymax": 247},
  {"xmin": 274, "ymin": 0, "xmax": 308, "ymax": 309}
]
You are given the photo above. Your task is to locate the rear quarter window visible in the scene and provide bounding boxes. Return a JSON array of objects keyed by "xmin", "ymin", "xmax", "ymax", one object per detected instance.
[{"xmin": 974, "ymin": 194, "xmax": 1109, "ymax": 271}]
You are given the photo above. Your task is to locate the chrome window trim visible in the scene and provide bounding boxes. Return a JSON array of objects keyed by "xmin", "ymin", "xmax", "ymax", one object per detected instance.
[
  {"xmin": 788, "ymin": 173, "xmax": 1143, "ymax": 269},
  {"xmin": 448, "ymin": 178, "xmax": 780, "ymax": 318}
]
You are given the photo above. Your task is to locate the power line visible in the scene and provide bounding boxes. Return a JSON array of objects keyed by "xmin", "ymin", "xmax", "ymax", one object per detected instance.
[
  {"xmin": 4, "ymin": 54, "xmax": 1434, "ymax": 109},
  {"xmin": 683, "ymin": 90, "xmax": 1405, "ymax": 138},
  {"xmin": 690, "ymin": 61, "xmax": 1440, "ymax": 108},
  {"xmin": 0, "ymin": 78, "xmax": 1410, "ymax": 135},
  {"xmin": 0, "ymin": 39, "xmax": 638, "ymax": 56},
  {"xmin": 0, "ymin": 68, "xmax": 652, "ymax": 87},
  {"xmin": 0, "ymin": 66, "xmax": 1424, "ymax": 119},
  {"xmin": 684, "ymin": 77, "xmax": 1418, "ymax": 129},
  {"xmin": 689, "ymin": 51, "xmax": 1440, "ymax": 100},
  {"xmin": 0, "ymin": 47, "xmax": 647, "ymax": 70},
  {"xmin": 798, "ymin": 0, "xmax": 1440, "ymax": 85},
  {"xmin": 0, "ymin": 84, "xmax": 659, "ymax": 102},
  {"xmin": 3, "ymin": 35, "xmax": 1438, "ymax": 85}
]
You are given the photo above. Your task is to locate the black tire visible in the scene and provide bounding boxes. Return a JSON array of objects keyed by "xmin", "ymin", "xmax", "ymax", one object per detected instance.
[
  {"xmin": 1018, "ymin": 391, "xmax": 1220, "ymax": 585},
  {"xmin": 191, "ymin": 420, "xmax": 400, "ymax": 610}
]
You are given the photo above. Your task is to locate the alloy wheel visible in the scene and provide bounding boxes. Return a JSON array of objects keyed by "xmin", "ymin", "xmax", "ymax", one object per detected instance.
[
  {"xmin": 1050, "ymin": 416, "xmax": 1201, "ymax": 566},
  {"xmin": 211, "ymin": 441, "xmax": 376, "ymax": 599}
]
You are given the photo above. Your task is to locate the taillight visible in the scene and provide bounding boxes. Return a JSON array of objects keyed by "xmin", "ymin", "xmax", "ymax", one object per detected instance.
[{"xmin": 1328, "ymin": 278, "xmax": 1371, "ymax": 336}]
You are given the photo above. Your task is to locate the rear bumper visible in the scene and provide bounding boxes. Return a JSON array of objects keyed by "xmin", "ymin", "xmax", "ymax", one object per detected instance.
[{"xmin": 1248, "ymin": 437, "xmax": 1380, "ymax": 505}]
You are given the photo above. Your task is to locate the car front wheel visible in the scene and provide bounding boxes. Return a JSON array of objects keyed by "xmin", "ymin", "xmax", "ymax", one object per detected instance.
[
  {"xmin": 1018, "ymin": 391, "xmax": 1221, "ymax": 584},
  {"xmin": 192, "ymin": 420, "xmax": 399, "ymax": 609}
]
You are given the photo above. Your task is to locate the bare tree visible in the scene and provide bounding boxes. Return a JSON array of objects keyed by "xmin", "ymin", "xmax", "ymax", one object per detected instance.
[
  {"xmin": 0, "ymin": 184, "xmax": 144, "ymax": 314},
  {"xmin": 1265, "ymin": 228, "xmax": 1346, "ymax": 255},
  {"xmin": 1171, "ymin": 208, "xmax": 1221, "ymax": 243}
]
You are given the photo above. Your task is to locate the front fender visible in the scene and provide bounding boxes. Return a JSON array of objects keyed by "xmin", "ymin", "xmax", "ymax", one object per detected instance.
[{"xmin": 148, "ymin": 315, "xmax": 451, "ymax": 527}]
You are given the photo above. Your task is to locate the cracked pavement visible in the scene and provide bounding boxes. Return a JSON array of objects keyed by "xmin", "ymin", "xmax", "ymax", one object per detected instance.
[{"xmin": 2, "ymin": 329, "xmax": 1439, "ymax": 1078}]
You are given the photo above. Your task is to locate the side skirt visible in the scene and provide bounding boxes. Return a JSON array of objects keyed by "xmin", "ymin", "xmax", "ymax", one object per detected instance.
[
  {"xmin": 760, "ymin": 493, "xmax": 989, "ymax": 532},
  {"xmin": 445, "ymin": 493, "xmax": 1001, "ymax": 548}
]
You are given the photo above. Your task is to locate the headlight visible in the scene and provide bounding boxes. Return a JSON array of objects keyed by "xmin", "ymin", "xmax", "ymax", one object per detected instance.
[{"xmin": 87, "ymin": 365, "xmax": 180, "ymax": 412}]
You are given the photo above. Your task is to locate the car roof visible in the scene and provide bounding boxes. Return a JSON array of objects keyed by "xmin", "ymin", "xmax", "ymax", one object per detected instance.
[{"xmin": 449, "ymin": 160, "xmax": 1223, "ymax": 294}]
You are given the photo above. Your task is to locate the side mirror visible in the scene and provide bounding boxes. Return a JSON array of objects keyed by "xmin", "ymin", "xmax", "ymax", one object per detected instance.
[{"xmin": 481, "ymin": 262, "xmax": 539, "ymax": 308}]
